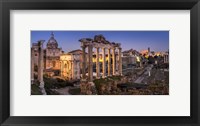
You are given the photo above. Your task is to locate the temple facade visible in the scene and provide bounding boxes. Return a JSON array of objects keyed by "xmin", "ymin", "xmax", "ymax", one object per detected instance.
[{"xmin": 79, "ymin": 35, "xmax": 122, "ymax": 82}]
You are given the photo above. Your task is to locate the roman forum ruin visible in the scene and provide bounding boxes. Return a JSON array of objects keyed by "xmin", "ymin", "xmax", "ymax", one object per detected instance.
[
  {"xmin": 60, "ymin": 53, "xmax": 81, "ymax": 80},
  {"xmin": 31, "ymin": 40, "xmax": 46, "ymax": 94},
  {"xmin": 79, "ymin": 35, "xmax": 122, "ymax": 82},
  {"xmin": 31, "ymin": 33, "xmax": 123, "ymax": 94}
]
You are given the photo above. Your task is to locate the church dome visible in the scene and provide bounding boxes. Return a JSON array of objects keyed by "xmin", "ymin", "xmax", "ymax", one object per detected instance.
[{"xmin": 47, "ymin": 32, "xmax": 58, "ymax": 48}]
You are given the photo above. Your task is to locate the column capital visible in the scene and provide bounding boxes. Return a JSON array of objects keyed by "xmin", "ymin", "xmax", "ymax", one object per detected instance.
[
  {"xmin": 96, "ymin": 47, "xmax": 100, "ymax": 78},
  {"xmin": 38, "ymin": 40, "xmax": 45, "ymax": 48}
]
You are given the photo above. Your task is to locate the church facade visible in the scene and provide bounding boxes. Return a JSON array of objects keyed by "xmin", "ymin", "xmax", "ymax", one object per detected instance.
[
  {"xmin": 31, "ymin": 32, "xmax": 82, "ymax": 82},
  {"xmin": 43, "ymin": 32, "xmax": 63, "ymax": 76}
]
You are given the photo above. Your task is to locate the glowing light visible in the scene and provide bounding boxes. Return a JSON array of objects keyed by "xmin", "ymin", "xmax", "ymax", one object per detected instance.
[{"xmin": 136, "ymin": 56, "xmax": 140, "ymax": 62}]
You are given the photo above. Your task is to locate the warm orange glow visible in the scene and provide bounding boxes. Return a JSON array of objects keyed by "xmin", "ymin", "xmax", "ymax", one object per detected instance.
[
  {"xmin": 140, "ymin": 49, "xmax": 148, "ymax": 55},
  {"xmin": 92, "ymin": 57, "xmax": 109, "ymax": 62}
]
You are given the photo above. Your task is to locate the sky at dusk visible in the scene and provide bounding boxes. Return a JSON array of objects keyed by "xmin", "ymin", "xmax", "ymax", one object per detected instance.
[{"xmin": 31, "ymin": 31, "xmax": 169, "ymax": 53}]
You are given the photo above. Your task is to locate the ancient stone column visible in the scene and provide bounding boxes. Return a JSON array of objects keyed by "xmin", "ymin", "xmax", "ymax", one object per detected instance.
[
  {"xmin": 112, "ymin": 48, "xmax": 116, "ymax": 75},
  {"xmin": 108, "ymin": 48, "xmax": 111, "ymax": 76},
  {"xmin": 70, "ymin": 60, "xmax": 72, "ymax": 79},
  {"xmin": 115, "ymin": 49, "xmax": 119, "ymax": 73},
  {"xmin": 38, "ymin": 41, "xmax": 43, "ymax": 85},
  {"xmin": 102, "ymin": 47, "xmax": 106, "ymax": 78},
  {"xmin": 71, "ymin": 60, "xmax": 74, "ymax": 80},
  {"xmin": 63, "ymin": 62, "xmax": 65, "ymax": 77},
  {"xmin": 96, "ymin": 47, "xmax": 100, "ymax": 78},
  {"xmin": 88, "ymin": 45, "xmax": 91, "ymax": 81},
  {"xmin": 38, "ymin": 40, "xmax": 46, "ymax": 95},
  {"xmin": 88, "ymin": 44, "xmax": 93, "ymax": 82},
  {"xmin": 118, "ymin": 47, "xmax": 122, "ymax": 75},
  {"xmin": 81, "ymin": 45, "xmax": 86, "ymax": 80},
  {"xmin": 77, "ymin": 61, "xmax": 80, "ymax": 79},
  {"xmin": 60, "ymin": 61, "xmax": 62, "ymax": 76},
  {"xmin": 31, "ymin": 48, "xmax": 34, "ymax": 84}
]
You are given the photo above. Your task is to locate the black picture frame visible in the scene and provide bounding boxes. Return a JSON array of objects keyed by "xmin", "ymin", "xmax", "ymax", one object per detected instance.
[{"xmin": 0, "ymin": 0, "xmax": 200, "ymax": 126}]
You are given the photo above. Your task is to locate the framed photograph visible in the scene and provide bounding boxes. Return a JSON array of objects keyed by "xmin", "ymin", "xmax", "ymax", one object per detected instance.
[{"xmin": 0, "ymin": 0, "xmax": 200, "ymax": 126}]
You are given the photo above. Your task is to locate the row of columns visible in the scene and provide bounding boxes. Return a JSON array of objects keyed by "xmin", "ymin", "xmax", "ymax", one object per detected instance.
[{"xmin": 81, "ymin": 44, "xmax": 122, "ymax": 82}]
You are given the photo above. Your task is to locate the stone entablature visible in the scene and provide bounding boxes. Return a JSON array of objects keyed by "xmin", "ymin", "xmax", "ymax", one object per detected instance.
[{"xmin": 79, "ymin": 38, "xmax": 121, "ymax": 49}]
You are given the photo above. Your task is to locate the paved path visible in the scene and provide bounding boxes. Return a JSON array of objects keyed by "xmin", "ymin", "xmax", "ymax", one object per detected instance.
[
  {"xmin": 134, "ymin": 65, "xmax": 153, "ymax": 84},
  {"xmin": 134, "ymin": 76, "xmax": 145, "ymax": 83},
  {"xmin": 56, "ymin": 87, "xmax": 71, "ymax": 95}
]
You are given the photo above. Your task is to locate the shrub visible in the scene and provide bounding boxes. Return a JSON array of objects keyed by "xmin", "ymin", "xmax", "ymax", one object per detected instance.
[{"xmin": 31, "ymin": 84, "xmax": 42, "ymax": 95}]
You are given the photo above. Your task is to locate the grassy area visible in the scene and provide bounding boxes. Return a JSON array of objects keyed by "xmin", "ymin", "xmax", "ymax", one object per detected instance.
[
  {"xmin": 31, "ymin": 84, "xmax": 42, "ymax": 95},
  {"xmin": 43, "ymin": 76, "xmax": 75, "ymax": 95},
  {"xmin": 93, "ymin": 78, "xmax": 108, "ymax": 94},
  {"xmin": 93, "ymin": 75, "xmax": 122, "ymax": 94},
  {"xmin": 44, "ymin": 77, "xmax": 73, "ymax": 89},
  {"xmin": 92, "ymin": 73, "xmax": 169, "ymax": 95},
  {"xmin": 107, "ymin": 75, "xmax": 122, "ymax": 81}
]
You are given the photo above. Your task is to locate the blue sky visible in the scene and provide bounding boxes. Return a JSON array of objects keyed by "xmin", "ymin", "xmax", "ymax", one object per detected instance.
[{"xmin": 31, "ymin": 31, "xmax": 169, "ymax": 52}]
